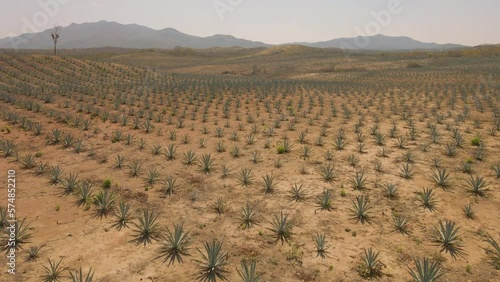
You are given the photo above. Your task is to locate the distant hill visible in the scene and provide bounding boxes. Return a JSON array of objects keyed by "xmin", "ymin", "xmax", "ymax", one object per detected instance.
[
  {"xmin": 297, "ymin": 34, "xmax": 465, "ymax": 50},
  {"xmin": 0, "ymin": 21, "xmax": 468, "ymax": 51},
  {"xmin": 0, "ymin": 21, "xmax": 270, "ymax": 50}
]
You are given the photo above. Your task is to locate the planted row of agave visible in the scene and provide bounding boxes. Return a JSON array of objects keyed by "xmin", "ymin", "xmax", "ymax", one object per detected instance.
[
  {"xmin": 2, "ymin": 79, "xmax": 498, "ymax": 170},
  {"xmin": 2, "ymin": 57, "xmax": 497, "ymax": 133},
  {"xmin": 2, "ymin": 97, "xmax": 499, "ymax": 185},
  {"xmin": 4, "ymin": 136, "xmax": 499, "ymax": 280},
  {"xmin": 2, "ymin": 90, "xmax": 498, "ymax": 196}
]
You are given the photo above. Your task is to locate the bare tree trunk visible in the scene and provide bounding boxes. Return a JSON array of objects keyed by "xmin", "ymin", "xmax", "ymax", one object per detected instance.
[{"xmin": 54, "ymin": 42, "xmax": 57, "ymax": 55}]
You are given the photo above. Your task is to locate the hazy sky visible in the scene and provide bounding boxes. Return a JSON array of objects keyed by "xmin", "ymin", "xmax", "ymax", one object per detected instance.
[{"xmin": 1, "ymin": 0, "xmax": 499, "ymax": 46}]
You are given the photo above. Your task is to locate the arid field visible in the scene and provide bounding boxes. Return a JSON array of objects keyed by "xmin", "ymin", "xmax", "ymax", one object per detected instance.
[{"xmin": 0, "ymin": 46, "xmax": 499, "ymax": 281}]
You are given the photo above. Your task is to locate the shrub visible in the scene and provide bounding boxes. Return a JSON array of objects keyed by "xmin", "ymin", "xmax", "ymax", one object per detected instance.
[
  {"xmin": 471, "ymin": 136, "xmax": 481, "ymax": 146},
  {"xmin": 102, "ymin": 178, "xmax": 112, "ymax": 189}
]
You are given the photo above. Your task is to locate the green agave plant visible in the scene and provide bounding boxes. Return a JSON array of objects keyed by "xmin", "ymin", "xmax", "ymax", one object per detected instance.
[
  {"xmin": 237, "ymin": 260, "xmax": 262, "ymax": 282},
  {"xmin": 408, "ymin": 257, "xmax": 443, "ymax": 282},
  {"xmin": 130, "ymin": 209, "xmax": 161, "ymax": 247},
  {"xmin": 156, "ymin": 223, "xmax": 190, "ymax": 265},
  {"xmin": 69, "ymin": 267, "xmax": 96, "ymax": 282},
  {"xmin": 194, "ymin": 239, "xmax": 228, "ymax": 282},
  {"xmin": 314, "ymin": 233, "xmax": 329, "ymax": 259},
  {"xmin": 432, "ymin": 220, "xmax": 466, "ymax": 259},
  {"xmin": 268, "ymin": 211, "xmax": 293, "ymax": 245}
]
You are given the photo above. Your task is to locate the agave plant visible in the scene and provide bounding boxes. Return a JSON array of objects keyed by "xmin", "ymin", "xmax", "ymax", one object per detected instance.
[
  {"xmin": 35, "ymin": 161, "xmax": 48, "ymax": 176},
  {"xmin": 347, "ymin": 154, "xmax": 359, "ymax": 167},
  {"xmin": 418, "ymin": 188, "xmax": 438, "ymax": 212},
  {"xmin": 165, "ymin": 144, "xmax": 177, "ymax": 161},
  {"xmin": 194, "ymin": 239, "xmax": 228, "ymax": 282},
  {"xmin": 384, "ymin": 183, "xmax": 398, "ymax": 199},
  {"xmin": 182, "ymin": 150, "xmax": 197, "ymax": 166},
  {"xmin": 245, "ymin": 133, "xmax": 256, "ymax": 145},
  {"xmin": 350, "ymin": 172, "xmax": 368, "ymax": 190},
  {"xmin": 333, "ymin": 135, "xmax": 346, "ymax": 150},
  {"xmin": 61, "ymin": 133, "xmax": 74, "ymax": 148},
  {"xmin": 465, "ymin": 175, "xmax": 489, "ymax": 198},
  {"xmin": 151, "ymin": 144, "xmax": 163, "ymax": 155},
  {"xmin": 261, "ymin": 174, "xmax": 275, "ymax": 194},
  {"xmin": 230, "ymin": 146, "xmax": 241, "ymax": 158},
  {"xmin": 73, "ymin": 139, "xmax": 85, "ymax": 154},
  {"xmin": 300, "ymin": 145, "xmax": 313, "ymax": 160},
  {"xmin": 315, "ymin": 189, "xmax": 333, "ymax": 211},
  {"xmin": 60, "ymin": 172, "xmax": 79, "ymax": 196},
  {"xmin": 198, "ymin": 153, "xmax": 215, "ymax": 174},
  {"xmin": 198, "ymin": 137, "xmax": 208, "ymax": 148},
  {"xmin": 485, "ymin": 233, "xmax": 500, "ymax": 269},
  {"xmin": 393, "ymin": 215, "xmax": 409, "ymax": 234},
  {"xmin": 240, "ymin": 203, "xmax": 258, "ymax": 229},
  {"xmin": 156, "ymin": 223, "xmax": 191, "ymax": 265},
  {"xmin": 443, "ymin": 143, "xmax": 457, "ymax": 157},
  {"xmin": 111, "ymin": 201, "xmax": 132, "ymax": 231},
  {"xmin": 320, "ymin": 163, "xmax": 335, "ymax": 182},
  {"xmin": 2, "ymin": 217, "xmax": 32, "ymax": 253},
  {"xmin": 25, "ymin": 245, "xmax": 42, "ymax": 262},
  {"xmin": 111, "ymin": 130, "xmax": 123, "ymax": 143},
  {"xmin": 359, "ymin": 248, "xmax": 383, "ymax": 278},
  {"xmin": 49, "ymin": 129, "xmax": 63, "ymax": 145},
  {"xmin": 113, "ymin": 154, "xmax": 126, "ymax": 169},
  {"xmin": 129, "ymin": 160, "xmax": 143, "ymax": 177},
  {"xmin": 162, "ymin": 176, "xmax": 177, "ymax": 196},
  {"xmin": 124, "ymin": 133, "xmax": 136, "ymax": 146},
  {"xmin": 21, "ymin": 154, "xmax": 36, "ymax": 169},
  {"xmin": 462, "ymin": 203, "xmax": 475, "ymax": 220},
  {"xmin": 145, "ymin": 168, "xmax": 160, "ymax": 186},
  {"xmin": 374, "ymin": 132, "xmax": 385, "ymax": 146},
  {"xmin": 130, "ymin": 209, "xmax": 161, "ymax": 247},
  {"xmin": 408, "ymin": 257, "xmax": 443, "ymax": 282},
  {"xmin": 400, "ymin": 162, "xmax": 415, "ymax": 180},
  {"xmin": 212, "ymin": 197, "xmax": 226, "ymax": 216},
  {"xmin": 350, "ymin": 195, "xmax": 371, "ymax": 224},
  {"xmin": 373, "ymin": 159, "xmax": 384, "ymax": 173},
  {"xmin": 69, "ymin": 267, "xmax": 96, "ymax": 282},
  {"xmin": 93, "ymin": 189, "xmax": 116, "ymax": 219},
  {"xmin": 395, "ymin": 136, "xmax": 408, "ymax": 149},
  {"xmin": 75, "ymin": 181, "xmax": 93, "ymax": 207},
  {"xmin": 277, "ymin": 138, "xmax": 292, "ymax": 154},
  {"xmin": 137, "ymin": 138, "xmax": 146, "ymax": 150},
  {"xmin": 377, "ymin": 146, "xmax": 390, "ymax": 157},
  {"xmin": 49, "ymin": 165, "xmax": 64, "ymax": 185},
  {"xmin": 289, "ymin": 183, "xmax": 308, "ymax": 202},
  {"xmin": 268, "ymin": 211, "xmax": 293, "ymax": 245},
  {"xmin": 41, "ymin": 258, "xmax": 66, "ymax": 282},
  {"xmin": 491, "ymin": 163, "xmax": 500, "ymax": 179},
  {"xmin": 238, "ymin": 168, "xmax": 254, "ymax": 187},
  {"xmin": 274, "ymin": 158, "xmax": 282, "ymax": 169},
  {"xmin": 250, "ymin": 151, "xmax": 262, "ymax": 164},
  {"xmin": 216, "ymin": 164, "xmax": 230, "ymax": 179},
  {"xmin": 237, "ymin": 260, "xmax": 262, "ymax": 282},
  {"xmin": 460, "ymin": 161, "xmax": 472, "ymax": 174},
  {"xmin": 431, "ymin": 168, "xmax": 451, "ymax": 189},
  {"xmin": 314, "ymin": 233, "xmax": 329, "ymax": 259},
  {"xmin": 432, "ymin": 220, "xmax": 466, "ymax": 259}
]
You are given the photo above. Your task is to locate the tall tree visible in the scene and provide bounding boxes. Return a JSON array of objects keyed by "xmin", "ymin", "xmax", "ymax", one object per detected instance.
[{"xmin": 51, "ymin": 26, "xmax": 60, "ymax": 55}]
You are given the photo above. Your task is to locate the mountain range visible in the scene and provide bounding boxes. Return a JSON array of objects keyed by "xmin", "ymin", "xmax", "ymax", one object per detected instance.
[{"xmin": 0, "ymin": 20, "xmax": 467, "ymax": 51}]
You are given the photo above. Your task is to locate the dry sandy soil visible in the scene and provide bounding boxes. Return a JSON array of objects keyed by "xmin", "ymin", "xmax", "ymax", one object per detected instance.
[{"xmin": 0, "ymin": 48, "xmax": 499, "ymax": 281}]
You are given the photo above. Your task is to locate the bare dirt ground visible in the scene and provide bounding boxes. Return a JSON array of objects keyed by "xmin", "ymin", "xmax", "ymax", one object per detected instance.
[{"xmin": 0, "ymin": 48, "xmax": 499, "ymax": 281}]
